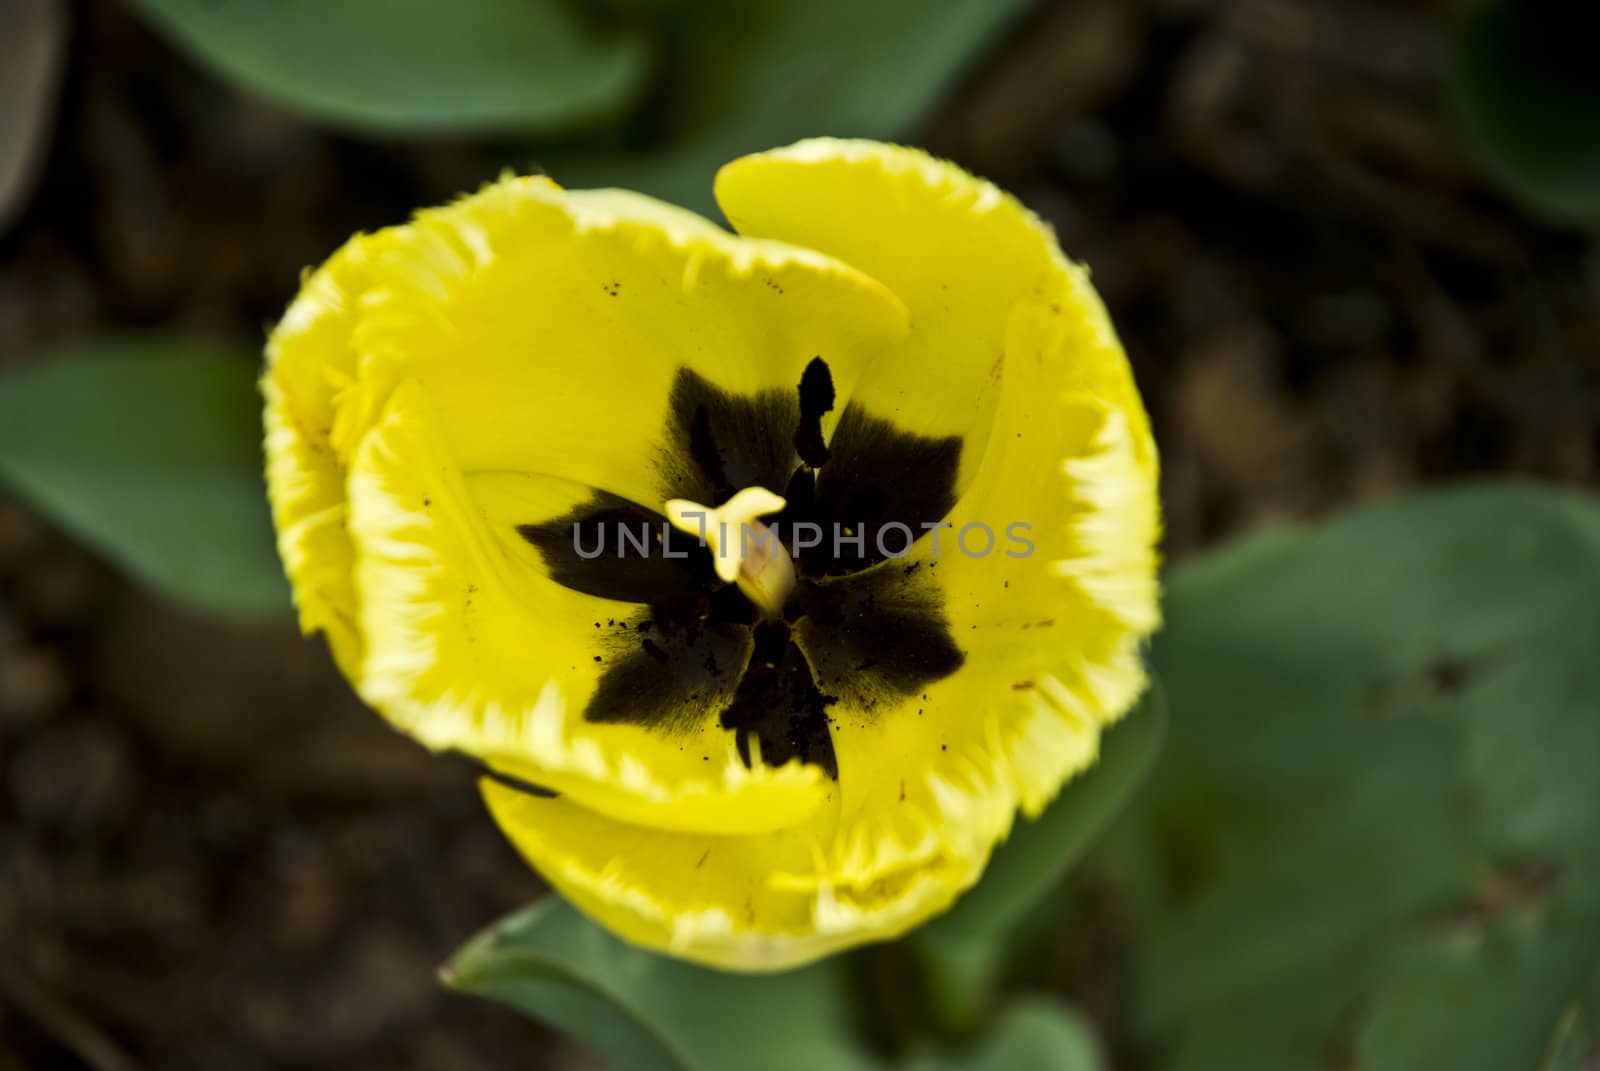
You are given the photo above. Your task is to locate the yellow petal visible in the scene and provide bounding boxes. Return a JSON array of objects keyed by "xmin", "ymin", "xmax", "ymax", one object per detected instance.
[
  {"xmin": 263, "ymin": 229, "xmax": 404, "ymax": 678},
  {"xmin": 351, "ymin": 178, "xmax": 908, "ymax": 508},
  {"xmin": 482, "ymin": 776, "xmax": 981, "ymax": 971},
  {"xmin": 716, "ymin": 138, "xmax": 1139, "ymax": 493}
]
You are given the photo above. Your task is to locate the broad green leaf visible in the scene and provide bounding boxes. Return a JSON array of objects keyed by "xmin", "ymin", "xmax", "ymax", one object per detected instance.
[
  {"xmin": 1103, "ymin": 483, "xmax": 1600, "ymax": 1071},
  {"xmin": 447, "ymin": 897, "xmax": 879, "ymax": 1071},
  {"xmin": 548, "ymin": 0, "xmax": 1033, "ymax": 213},
  {"xmin": 0, "ymin": 339, "xmax": 289, "ymax": 620},
  {"xmin": 1447, "ymin": 0, "xmax": 1600, "ymax": 224},
  {"xmin": 124, "ymin": 0, "xmax": 649, "ymax": 134},
  {"xmin": 448, "ymin": 898, "xmax": 1106, "ymax": 1071}
]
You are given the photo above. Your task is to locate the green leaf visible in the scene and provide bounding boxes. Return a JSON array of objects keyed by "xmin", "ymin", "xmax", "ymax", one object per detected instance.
[
  {"xmin": 0, "ymin": 338, "xmax": 289, "ymax": 620},
  {"xmin": 446, "ymin": 897, "xmax": 882, "ymax": 1071},
  {"xmin": 448, "ymin": 898, "xmax": 1106, "ymax": 1071},
  {"xmin": 1103, "ymin": 482, "xmax": 1600, "ymax": 1071},
  {"xmin": 547, "ymin": 0, "xmax": 1033, "ymax": 213},
  {"xmin": 1447, "ymin": 0, "xmax": 1600, "ymax": 224},
  {"xmin": 124, "ymin": 0, "xmax": 649, "ymax": 135}
]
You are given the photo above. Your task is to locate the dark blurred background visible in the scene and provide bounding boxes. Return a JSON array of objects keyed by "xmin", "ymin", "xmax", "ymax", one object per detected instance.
[{"xmin": 1, "ymin": 0, "xmax": 1595, "ymax": 1067}]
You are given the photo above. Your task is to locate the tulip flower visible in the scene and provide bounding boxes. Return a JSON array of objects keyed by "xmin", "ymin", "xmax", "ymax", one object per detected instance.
[{"xmin": 263, "ymin": 138, "xmax": 1160, "ymax": 970}]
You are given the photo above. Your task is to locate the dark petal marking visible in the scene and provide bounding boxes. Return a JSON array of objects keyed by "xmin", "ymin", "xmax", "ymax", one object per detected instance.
[
  {"xmin": 585, "ymin": 607, "xmax": 754, "ymax": 733},
  {"xmin": 805, "ymin": 403, "xmax": 962, "ymax": 574},
  {"xmin": 517, "ymin": 491, "xmax": 715, "ymax": 603},
  {"xmin": 721, "ymin": 620, "xmax": 839, "ymax": 778},
  {"xmin": 660, "ymin": 368, "xmax": 801, "ymax": 506},
  {"xmin": 792, "ymin": 568, "xmax": 964, "ymax": 713},
  {"xmin": 687, "ymin": 402, "xmax": 729, "ymax": 499},
  {"xmin": 794, "ymin": 356, "xmax": 835, "ymax": 467}
]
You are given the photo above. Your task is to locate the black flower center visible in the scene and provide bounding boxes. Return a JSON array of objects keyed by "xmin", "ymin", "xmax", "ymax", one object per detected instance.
[{"xmin": 518, "ymin": 360, "xmax": 965, "ymax": 779}]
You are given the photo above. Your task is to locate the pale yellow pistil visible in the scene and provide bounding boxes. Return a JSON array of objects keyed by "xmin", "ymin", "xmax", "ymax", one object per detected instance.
[{"xmin": 665, "ymin": 487, "xmax": 795, "ymax": 616}]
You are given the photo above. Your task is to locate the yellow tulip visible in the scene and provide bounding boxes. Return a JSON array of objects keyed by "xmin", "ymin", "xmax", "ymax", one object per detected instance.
[{"xmin": 263, "ymin": 139, "xmax": 1161, "ymax": 970}]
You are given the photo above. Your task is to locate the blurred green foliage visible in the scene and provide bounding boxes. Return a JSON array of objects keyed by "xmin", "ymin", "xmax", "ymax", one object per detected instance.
[
  {"xmin": 549, "ymin": 0, "xmax": 1035, "ymax": 211},
  {"xmin": 118, "ymin": 0, "xmax": 1032, "ymax": 214},
  {"xmin": 1449, "ymin": 0, "xmax": 1600, "ymax": 225},
  {"xmin": 122, "ymin": 0, "xmax": 651, "ymax": 134},
  {"xmin": 119, "ymin": 0, "xmax": 1600, "ymax": 226},
  {"xmin": 0, "ymin": 339, "xmax": 288, "ymax": 620},
  {"xmin": 1104, "ymin": 483, "xmax": 1600, "ymax": 1071}
]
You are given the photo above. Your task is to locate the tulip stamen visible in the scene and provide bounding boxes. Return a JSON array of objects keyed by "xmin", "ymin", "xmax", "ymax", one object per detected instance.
[{"xmin": 665, "ymin": 488, "xmax": 794, "ymax": 616}]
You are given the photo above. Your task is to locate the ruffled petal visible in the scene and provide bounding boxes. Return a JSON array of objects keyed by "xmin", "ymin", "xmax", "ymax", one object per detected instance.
[
  {"xmin": 264, "ymin": 231, "xmax": 404, "ymax": 677},
  {"xmin": 715, "ymin": 138, "xmax": 1102, "ymax": 493},
  {"xmin": 800, "ymin": 262, "xmax": 1160, "ymax": 900},
  {"xmin": 482, "ymin": 776, "xmax": 980, "ymax": 971},
  {"xmin": 349, "ymin": 177, "xmax": 909, "ymax": 508}
]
